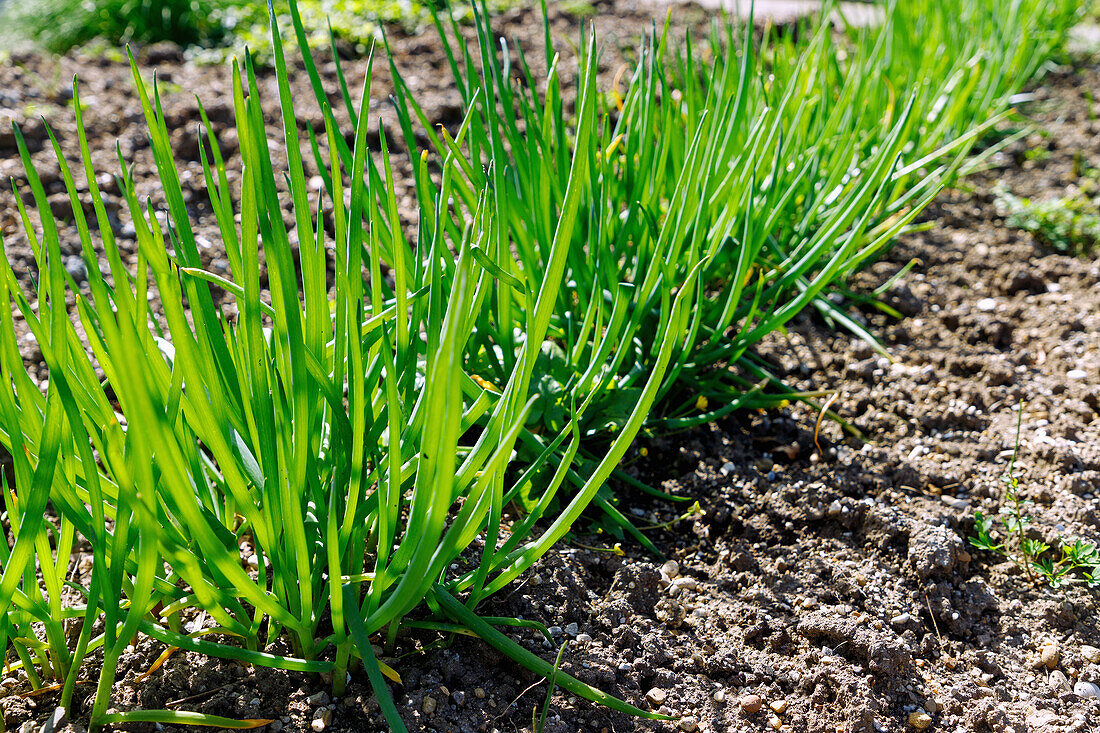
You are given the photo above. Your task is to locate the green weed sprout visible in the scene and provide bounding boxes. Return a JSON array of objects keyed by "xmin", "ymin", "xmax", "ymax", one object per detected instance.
[
  {"xmin": 970, "ymin": 405, "xmax": 1100, "ymax": 589},
  {"xmin": 995, "ymin": 179, "xmax": 1100, "ymax": 256}
]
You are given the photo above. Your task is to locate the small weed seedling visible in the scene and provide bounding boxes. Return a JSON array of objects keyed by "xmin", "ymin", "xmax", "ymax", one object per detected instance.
[
  {"xmin": 994, "ymin": 170, "xmax": 1100, "ymax": 256},
  {"xmin": 971, "ymin": 406, "xmax": 1100, "ymax": 588}
]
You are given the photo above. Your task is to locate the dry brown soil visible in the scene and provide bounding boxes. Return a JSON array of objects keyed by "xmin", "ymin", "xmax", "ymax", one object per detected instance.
[{"xmin": 1, "ymin": 2, "xmax": 1099, "ymax": 732}]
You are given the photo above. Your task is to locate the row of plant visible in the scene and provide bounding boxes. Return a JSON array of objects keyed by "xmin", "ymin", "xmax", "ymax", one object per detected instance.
[{"xmin": 0, "ymin": 0, "xmax": 1081, "ymax": 730}]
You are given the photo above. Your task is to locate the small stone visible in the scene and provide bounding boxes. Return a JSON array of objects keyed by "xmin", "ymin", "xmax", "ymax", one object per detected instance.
[
  {"xmin": 679, "ymin": 716, "xmax": 698, "ymax": 732},
  {"xmin": 1067, "ymin": 369, "xmax": 1087, "ymax": 380},
  {"xmin": 548, "ymin": 626, "xmax": 562, "ymax": 636},
  {"xmin": 1027, "ymin": 710, "xmax": 1059, "ymax": 729},
  {"xmin": 908, "ymin": 711, "xmax": 933, "ymax": 730},
  {"xmin": 422, "ymin": 696, "xmax": 437, "ymax": 715},
  {"xmin": 65, "ymin": 256, "xmax": 88, "ymax": 284},
  {"xmin": 452, "ymin": 690, "xmax": 465, "ymax": 705},
  {"xmin": 1075, "ymin": 681, "xmax": 1100, "ymax": 699},
  {"xmin": 576, "ymin": 633, "xmax": 593, "ymax": 643},
  {"xmin": 891, "ymin": 613, "xmax": 912, "ymax": 627},
  {"xmin": 661, "ymin": 560, "xmax": 680, "ymax": 580},
  {"xmin": 672, "ymin": 577, "xmax": 698, "ymax": 591},
  {"xmin": 310, "ymin": 709, "xmax": 332, "ymax": 732},
  {"xmin": 21, "ymin": 333, "xmax": 41, "ymax": 361},
  {"xmin": 1049, "ymin": 670, "xmax": 1070, "ymax": 692},
  {"xmin": 712, "ymin": 689, "xmax": 726, "ymax": 703},
  {"xmin": 269, "ymin": 721, "xmax": 284, "ymax": 732},
  {"xmin": 307, "ymin": 692, "xmax": 330, "ymax": 706},
  {"xmin": 975, "ymin": 297, "xmax": 998, "ymax": 312},
  {"xmin": 1042, "ymin": 641, "xmax": 1060, "ymax": 669},
  {"xmin": 720, "ymin": 461, "xmax": 736, "ymax": 476},
  {"xmin": 474, "ymin": 688, "xmax": 486, "ymax": 699},
  {"xmin": 39, "ymin": 707, "xmax": 67, "ymax": 733},
  {"xmin": 1081, "ymin": 645, "xmax": 1100, "ymax": 664},
  {"xmin": 769, "ymin": 700, "xmax": 788, "ymax": 715},
  {"xmin": 939, "ymin": 495, "xmax": 969, "ymax": 511},
  {"xmin": 564, "ymin": 622, "xmax": 579, "ymax": 637},
  {"xmin": 768, "ymin": 714, "xmax": 782, "ymax": 730},
  {"xmin": 741, "ymin": 694, "xmax": 763, "ymax": 714},
  {"xmin": 646, "ymin": 688, "xmax": 667, "ymax": 706},
  {"xmin": 827, "ymin": 500, "xmax": 843, "ymax": 517}
]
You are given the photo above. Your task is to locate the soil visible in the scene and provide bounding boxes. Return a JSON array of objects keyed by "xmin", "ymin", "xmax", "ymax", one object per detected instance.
[{"xmin": 2, "ymin": 2, "xmax": 1100, "ymax": 732}]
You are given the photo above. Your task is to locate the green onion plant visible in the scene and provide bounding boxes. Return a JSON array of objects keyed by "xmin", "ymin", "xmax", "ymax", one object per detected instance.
[{"xmin": 0, "ymin": 6, "xmax": 697, "ymax": 730}]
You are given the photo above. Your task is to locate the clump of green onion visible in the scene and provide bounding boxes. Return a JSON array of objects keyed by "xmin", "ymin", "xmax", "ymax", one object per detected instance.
[{"xmin": 0, "ymin": 5, "xmax": 699, "ymax": 730}]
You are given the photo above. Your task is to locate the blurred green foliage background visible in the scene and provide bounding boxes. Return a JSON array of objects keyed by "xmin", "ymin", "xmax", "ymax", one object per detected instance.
[{"xmin": 0, "ymin": 0, "xmax": 451, "ymax": 58}]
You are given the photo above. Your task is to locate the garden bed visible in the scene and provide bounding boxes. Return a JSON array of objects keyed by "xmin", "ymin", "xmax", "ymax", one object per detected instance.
[{"xmin": 1, "ymin": 1, "xmax": 1099, "ymax": 732}]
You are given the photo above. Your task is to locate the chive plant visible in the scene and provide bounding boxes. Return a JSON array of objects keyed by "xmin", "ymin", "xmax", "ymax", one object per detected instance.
[
  {"xmin": 0, "ymin": 0, "xmax": 1081, "ymax": 729},
  {"xmin": 0, "ymin": 7, "xmax": 697, "ymax": 731}
]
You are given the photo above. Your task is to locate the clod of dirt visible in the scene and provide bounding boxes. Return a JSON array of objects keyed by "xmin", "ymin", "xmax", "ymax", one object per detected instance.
[
  {"xmin": 907, "ymin": 521, "xmax": 964, "ymax": 579},
  {"xmin": 797, "ymin": 611, "xmax": 912, "ymax": 676}
]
